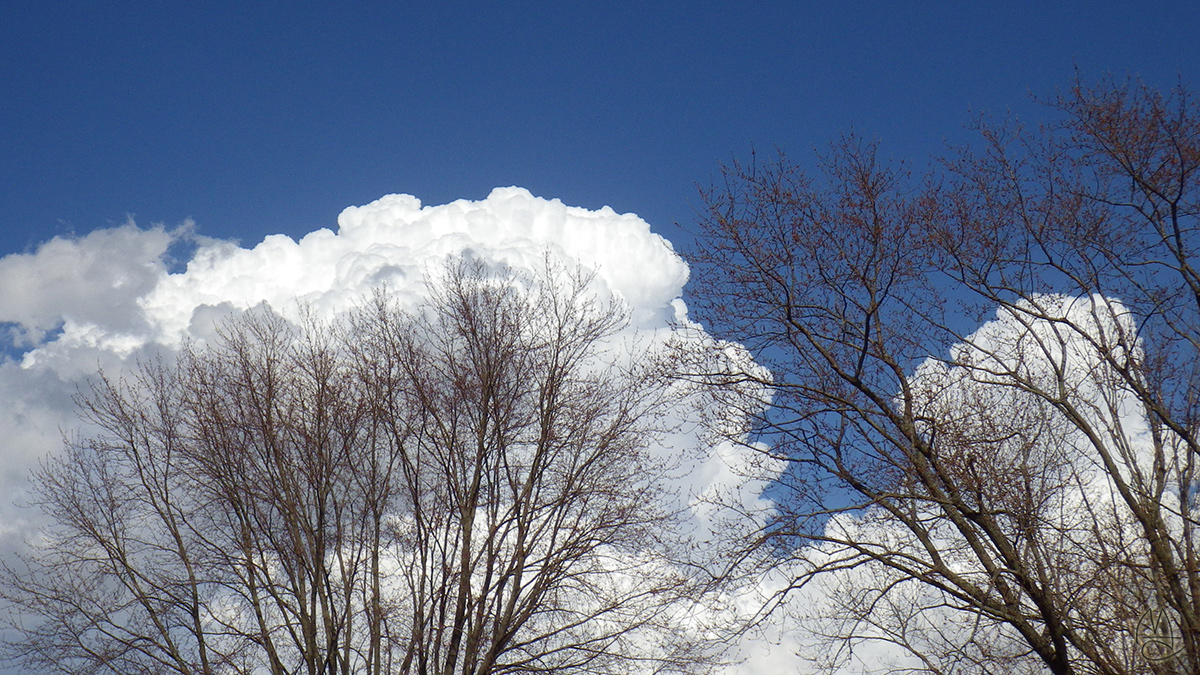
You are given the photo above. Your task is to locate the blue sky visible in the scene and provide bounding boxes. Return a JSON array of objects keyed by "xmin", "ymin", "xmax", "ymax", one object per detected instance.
[{"xmin": 3, "ymin": 1, "xmax": 1198, "ymax": 256}]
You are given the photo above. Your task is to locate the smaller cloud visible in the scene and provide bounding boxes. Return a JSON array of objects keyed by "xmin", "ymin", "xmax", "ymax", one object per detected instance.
[{"xmin": 0, "ymin": 221, "xmax": 193, "ymax": 348}]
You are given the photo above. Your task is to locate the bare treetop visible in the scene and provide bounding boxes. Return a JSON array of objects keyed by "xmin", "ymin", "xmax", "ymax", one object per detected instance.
[
  {"xmin": 686, "ymin": 76, "xmax": 1200, "ymax": 675},
  {"xmin": 1, "ymin": 257, "xmax": 718, "ymax": 675}
]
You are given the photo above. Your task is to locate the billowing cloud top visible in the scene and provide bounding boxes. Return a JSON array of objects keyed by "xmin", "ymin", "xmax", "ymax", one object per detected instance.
[
  {"xmin": 141, "ymin": 187, "xmax": 690, "ymax": 344},
  {"xmin": 1, "ymin": 188, "xmax": 692, "ymax": 376}
]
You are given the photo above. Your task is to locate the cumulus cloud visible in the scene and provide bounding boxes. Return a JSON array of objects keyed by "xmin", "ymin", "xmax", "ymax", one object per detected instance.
[
  {"xmin": 0, "ymin": 188, "xmax": 807, "ymax": 672},
  {"xmin": 2, "ymin": 189, "xmax": 695, "ymax": 424},
  {"xmin": 746, "ymin": 293, "xmax": 1170, "ymax": 674},
  {"xmin": 0, "ymin": 222, "xmax": 185, "ymax": 347},
  {"xmin": 136, "ymin": 187, "xmax": 689, "ymax": 346}
]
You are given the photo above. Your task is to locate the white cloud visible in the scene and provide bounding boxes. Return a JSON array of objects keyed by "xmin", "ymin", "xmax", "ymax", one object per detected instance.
[
  {"xmin": 137, "ymin": 187, "xmax": 689, "ymax": 346},
  {"xmin": 742, "ymin": 293, "xmax": 1172, "ymax": 675},
  {"xmin": 0, "ymin": 221, "xmax": 190, "ymax": 347},
  {"xmin": 0, "ymin": 188, "xmax": 806, "ymax": 672}
]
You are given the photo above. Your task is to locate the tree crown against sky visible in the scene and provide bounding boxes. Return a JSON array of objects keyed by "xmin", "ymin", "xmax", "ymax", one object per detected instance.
[
  {"xmin": 0, "ymin": 258, "xmax": 720, "ymax": 675},
  {"xmin": 685, "ymin": 75, "xmax": 1200, "ymax": 674}
]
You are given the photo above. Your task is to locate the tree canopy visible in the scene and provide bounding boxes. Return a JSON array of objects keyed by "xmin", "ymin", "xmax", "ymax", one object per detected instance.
[
  {"xmin": 1, "ymin": 259, "xmax": 713, "ymax": 675},
  {"xmin": 687, "ymin": 76, "xmax": 1200, "ymax": 675}
]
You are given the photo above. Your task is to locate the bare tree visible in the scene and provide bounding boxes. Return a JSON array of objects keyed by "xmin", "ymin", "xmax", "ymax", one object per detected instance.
[
  {"xmin": 347, "ymin": 259, "xmax": 708, "ymax": 675},
  {"xmin": 0, "ymin": 305, "xmax": 379, "ymax": 675},
  {"xmin": 1, "ymin": 257, "xmax": 712, "ymax": 675},
  {"xmin": 685, "ymin": 76, "xmax": 1199, "ymax": 675}
]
